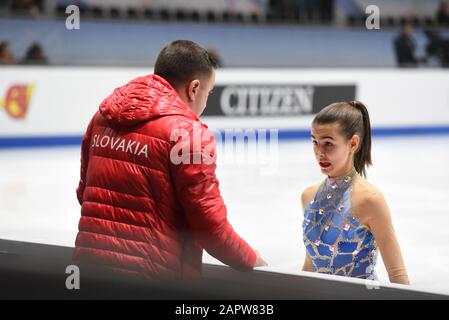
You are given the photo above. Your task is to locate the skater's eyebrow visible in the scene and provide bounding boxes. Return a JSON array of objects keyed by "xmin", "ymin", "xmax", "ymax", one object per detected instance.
[{"xmin": 311, "ymin": 134, "xmax": 335, "ymax": 140}]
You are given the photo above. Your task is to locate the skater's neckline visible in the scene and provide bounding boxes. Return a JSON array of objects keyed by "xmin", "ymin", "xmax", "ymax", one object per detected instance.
[{"xmin": 325, "ymin": 168, "xmax": 358, "ymax": 188}]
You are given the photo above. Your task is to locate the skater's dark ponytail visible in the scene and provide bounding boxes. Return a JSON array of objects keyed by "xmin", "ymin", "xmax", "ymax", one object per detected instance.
[
  {"xmin": 312, "ymin": 100, "xmax": 372, "ymax": 178},
  {"xmin": 350, "ymin": 101, "xmax": 372, "ymax": 178}
]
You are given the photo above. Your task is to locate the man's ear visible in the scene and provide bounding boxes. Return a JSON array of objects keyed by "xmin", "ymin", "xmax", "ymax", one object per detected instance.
[{"xmin": 186, "ymin": 79, "xmax": 200, "ymax": 102}]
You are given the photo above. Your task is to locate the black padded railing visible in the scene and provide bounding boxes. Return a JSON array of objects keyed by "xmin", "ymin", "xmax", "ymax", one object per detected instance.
[{"xmin": 0, "ymin": 239, "xmax": 447, "ymax": 300}]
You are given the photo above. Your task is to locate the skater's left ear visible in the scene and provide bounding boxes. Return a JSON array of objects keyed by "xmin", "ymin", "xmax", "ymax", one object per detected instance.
[{"xmin": 349, "ymin": 134, "xmax": 361, "ymax": 154}]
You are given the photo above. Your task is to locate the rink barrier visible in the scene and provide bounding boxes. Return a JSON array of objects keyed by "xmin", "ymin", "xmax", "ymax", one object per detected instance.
[
  {"xmin": 0, "ymin": 239, "xmax": 447, "ymax": 300},
  {"xmin": 1, "ymin": 125, "xmax": 449, "ymax": 148},
  {"xmin": 3, "ymin": 67, "xmax": 449, "ymax": 149}
]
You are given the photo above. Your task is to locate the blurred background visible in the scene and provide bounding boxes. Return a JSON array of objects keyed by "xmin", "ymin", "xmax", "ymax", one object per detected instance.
[
  {"xmin": 1, "ymin": 0, "xmax": 449, "ymax": 296},
  {"xmin": 1, "ymin": 0, "xmax": 449, "ymax": 67}
]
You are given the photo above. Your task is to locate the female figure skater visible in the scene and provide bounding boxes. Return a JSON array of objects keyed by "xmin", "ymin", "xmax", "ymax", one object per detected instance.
[{"xmin": 301, "ymin": 101, "xmax": 409, "ymax": 285}]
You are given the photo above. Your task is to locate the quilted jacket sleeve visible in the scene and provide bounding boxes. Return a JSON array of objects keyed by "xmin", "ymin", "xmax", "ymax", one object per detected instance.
[
  {"xmin": 169, "ymin": 124, "xmax": 256, "ymax": 271},
  {"xmin": 76, "ymin": 116, "xmax": 95, "ymax": 205}
]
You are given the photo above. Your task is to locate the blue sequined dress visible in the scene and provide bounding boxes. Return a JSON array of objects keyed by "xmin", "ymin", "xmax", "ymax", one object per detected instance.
[{"xmin": 302, "ymin": 171, "xmax": 378, "ymax": 279}]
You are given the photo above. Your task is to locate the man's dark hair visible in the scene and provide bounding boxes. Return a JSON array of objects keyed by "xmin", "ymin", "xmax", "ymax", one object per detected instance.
[{"xmin": 154, "ymin": 40, "xmax": 218, "ymax": 88}]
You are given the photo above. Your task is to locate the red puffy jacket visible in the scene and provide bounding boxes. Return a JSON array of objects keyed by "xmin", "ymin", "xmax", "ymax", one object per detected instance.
[{"xmin": 73, "ymin": 74, "xmax": 256, "ymax": 281}]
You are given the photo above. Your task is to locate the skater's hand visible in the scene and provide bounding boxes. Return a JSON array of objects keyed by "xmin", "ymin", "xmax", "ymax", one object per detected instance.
[{"xmin": 253, "ymin": 249, "xmax": 268, "ymax": 267}]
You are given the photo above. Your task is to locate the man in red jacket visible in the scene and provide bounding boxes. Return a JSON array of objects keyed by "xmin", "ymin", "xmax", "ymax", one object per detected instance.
[{"xmin": 74, "ymin": 40, "xmax": 267, "ymax": 281}]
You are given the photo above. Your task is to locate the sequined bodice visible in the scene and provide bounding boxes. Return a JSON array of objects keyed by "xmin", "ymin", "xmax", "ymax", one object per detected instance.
[{"xmin": 302, "ymin": 172, "xmax": 378, "ymax": 279}]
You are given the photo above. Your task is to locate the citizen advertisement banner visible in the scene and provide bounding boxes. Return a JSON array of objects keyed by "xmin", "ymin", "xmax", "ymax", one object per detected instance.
[
  {"xmin": 2, "ymin": 67, "xmax": 449, "ymax": 139},
  {"xmin": 203, "ymin": 84, "xmax": 357, "ymax": 117}
]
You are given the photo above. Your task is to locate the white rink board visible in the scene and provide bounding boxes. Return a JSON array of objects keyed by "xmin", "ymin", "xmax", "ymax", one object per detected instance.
[{"xmin": 1, "ymin": 67, "xmax": 449, "ymax": 137}]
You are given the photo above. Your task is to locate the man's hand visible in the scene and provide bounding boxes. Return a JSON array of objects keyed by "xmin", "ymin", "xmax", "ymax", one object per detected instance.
[{"xmin": 253, "ymin": 249, "xmax": 268, "ymax": 267}]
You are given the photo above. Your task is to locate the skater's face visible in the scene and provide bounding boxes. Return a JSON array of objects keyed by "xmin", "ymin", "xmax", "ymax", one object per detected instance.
[
  {"xmin": 186, "ymin": 69, "xmax": 215, "ymax": 116},
  {"xmin": 311, "ymin": 123, "xmax": 360, "ymax": 178}
]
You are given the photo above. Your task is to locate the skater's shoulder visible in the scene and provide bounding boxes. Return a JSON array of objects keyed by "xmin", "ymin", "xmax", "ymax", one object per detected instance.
[
  {"xmin": 352, "ymin": 178, "xmax": 387, "ymax": 212},
  {"xmin": 301, "ymin": 183, "xmax": 321, "ymax": 208},
  {"xmin": 353, "ymin": 178, "xmax": 383, "ymax": 199}
]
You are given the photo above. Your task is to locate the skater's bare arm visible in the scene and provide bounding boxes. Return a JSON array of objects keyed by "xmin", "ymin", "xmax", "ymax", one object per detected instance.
[
  {"xmin": 361, "ymin": 191, "xmax": 410, "ymax": 285},
  {"xmin": 302, "ymin": 253, "xmax": 314, "ymax": 272},
  {"xmin": 300, "ymin": 185, "xmax": 319, "ymax": 272}
]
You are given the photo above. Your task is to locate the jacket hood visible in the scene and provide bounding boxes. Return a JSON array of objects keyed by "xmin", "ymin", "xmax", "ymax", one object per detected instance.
[{"xmin": 99, "ymin": 74, "xmax": 198, "ymax": 127}]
